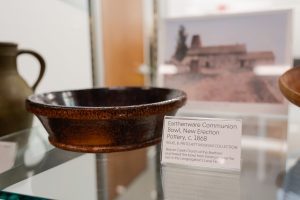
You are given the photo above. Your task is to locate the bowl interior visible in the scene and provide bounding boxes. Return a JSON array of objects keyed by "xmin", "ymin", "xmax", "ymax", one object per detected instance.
[{"xmin": 29, "ymin": 87, "xmax": 185, "ymax": 107}]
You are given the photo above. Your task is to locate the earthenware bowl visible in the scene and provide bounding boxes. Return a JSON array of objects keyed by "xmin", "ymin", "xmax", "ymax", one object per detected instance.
[
  {"xmin": 26, "ymin": 87, "xmax": 187, "ymax": 153},
  {"xmin": 279, "ymin": 67, "xmax": 300, "ymax": 106}
]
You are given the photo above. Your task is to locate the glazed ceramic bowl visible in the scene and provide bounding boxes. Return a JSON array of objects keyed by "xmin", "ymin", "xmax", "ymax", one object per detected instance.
[
  {"xmin": 26, "ymin": 87, "xmax": 187, "ymax": 153},
  {"xmin": 279, "ymin": 67, "xmax": 300, "ymax": 106}
]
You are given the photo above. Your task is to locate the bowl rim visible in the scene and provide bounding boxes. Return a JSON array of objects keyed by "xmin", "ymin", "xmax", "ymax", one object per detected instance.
[
  {"xmin": 26, "ymin": 86, "xmax": 187, "ymax": 120},
  {"xmin": 279, "ymin": 67, "xmax": 300, "ymax": 105}
]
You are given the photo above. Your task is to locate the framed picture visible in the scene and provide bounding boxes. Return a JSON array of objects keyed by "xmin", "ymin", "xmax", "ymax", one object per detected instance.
[{"xmin": 158, "ymin": 9, "xmax": 293, "ymax": 115}]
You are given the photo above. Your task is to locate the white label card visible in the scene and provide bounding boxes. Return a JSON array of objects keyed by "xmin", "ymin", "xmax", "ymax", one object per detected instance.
[
  {"xmin": 161, "ymin": 116, "xmax": 242, "ymax": 171},
  {"xmin": 0, "ymin": 141, "xmax": 17, "ymax": 173}
]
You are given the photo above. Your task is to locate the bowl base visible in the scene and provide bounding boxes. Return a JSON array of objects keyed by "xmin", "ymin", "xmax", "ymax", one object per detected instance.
[{"xmin": 48, "ymin": 137, "xmax": 162, "ymax": 153}]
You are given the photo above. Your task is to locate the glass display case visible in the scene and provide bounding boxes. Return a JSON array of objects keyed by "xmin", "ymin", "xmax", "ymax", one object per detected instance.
[
  {"xmin": 1, "ymin": 1, "xmax": 300, "ymax": 200},
  {"xmin": 1, "ymin": 106, "xmax": 300, "ymax": 200}
]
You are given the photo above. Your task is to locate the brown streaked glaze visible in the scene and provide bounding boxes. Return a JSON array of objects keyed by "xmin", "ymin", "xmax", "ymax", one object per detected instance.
[
  {"xmin": 26, "ymin": 87, "xmax": 187, "ymax": 153},
  {"xmin": 279, "ymin": 67, "xmax": 300, "ymax": 107}
]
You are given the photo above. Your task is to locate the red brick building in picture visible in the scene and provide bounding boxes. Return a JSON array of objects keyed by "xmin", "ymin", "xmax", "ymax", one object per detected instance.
[
  {"xmin": 173, "ymin": 34, "xmax": 275, "ymax": 73},
  {"xmin": 165, "ymin": 26, "xmax": 283, "ymax": 103}
]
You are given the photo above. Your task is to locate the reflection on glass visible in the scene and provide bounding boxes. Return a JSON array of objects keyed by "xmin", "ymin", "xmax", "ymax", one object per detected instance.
[
  {"xmin": 0, "ymin": 127, "xmax": 51, "ymax": 174},
  {"xmin": 277, "ymin": 160, "xmax": 300, "ymax": 200},
  {"xmin": 162, "ymin": 166, "xmax": 240, "ymax": 200},
  {"xmin": 62, "ymin": 91, "xmax": 76, "ymax": 106}
]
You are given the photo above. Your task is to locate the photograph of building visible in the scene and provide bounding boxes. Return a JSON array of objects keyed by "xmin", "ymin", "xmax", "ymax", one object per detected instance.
[{"xmin": 164, "ymin": 25, "xmax": 283, "ymax": 103}]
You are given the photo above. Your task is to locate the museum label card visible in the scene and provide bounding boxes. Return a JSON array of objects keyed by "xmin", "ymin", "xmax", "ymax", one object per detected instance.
[
  {"xmin": 161, "ymin": 116, "xmax": 242, "ymax": 171},
  {"xmin": 0, "ymin": 141, "xmax": 17, "ymax": 173}
]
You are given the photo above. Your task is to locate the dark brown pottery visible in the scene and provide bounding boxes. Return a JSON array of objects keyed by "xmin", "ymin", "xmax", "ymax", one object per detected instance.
[
  {"xmin": 279, "ymin": 67, "xmax": 300, "ymax": 106},
  {"xmin": 0, "ymin": 42, "xmax": 45, "ymax": 137},
  {"xmin": 26, "ymin": 87, "xmax": 187, "ymax": 153}
]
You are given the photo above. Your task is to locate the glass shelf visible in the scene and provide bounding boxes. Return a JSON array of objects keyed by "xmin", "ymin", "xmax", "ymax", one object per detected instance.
[{"xmin": 1, "ymin": 106, "xmax": 300, "ymax": 200}]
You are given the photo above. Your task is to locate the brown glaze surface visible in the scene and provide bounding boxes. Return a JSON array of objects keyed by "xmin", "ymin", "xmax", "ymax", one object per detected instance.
[
  {"xmin": 0, "ymin": 42, "xmax": 45, "ymax": 137},
  {"xmin": 279, "ymin": 67, "xmax": 300, "ymax": 106},
  {"xmin": 26, "ymin": 87, "xmax": 187, "ymax": 153}
]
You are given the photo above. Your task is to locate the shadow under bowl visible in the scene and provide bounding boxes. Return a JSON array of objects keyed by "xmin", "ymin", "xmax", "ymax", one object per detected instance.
[
  {"xmin": 26, "ymin": 87, "xmax": 187, "ymax": 153},
  {"xmin": 279, "ymin": 67, "xmax": 300, "ymax": 107}
]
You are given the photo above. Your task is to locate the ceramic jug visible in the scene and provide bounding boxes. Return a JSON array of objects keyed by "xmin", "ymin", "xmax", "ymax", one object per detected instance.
[{"xmin": 0, "ymin": 42, "xmax": 45, "ymax": 137}]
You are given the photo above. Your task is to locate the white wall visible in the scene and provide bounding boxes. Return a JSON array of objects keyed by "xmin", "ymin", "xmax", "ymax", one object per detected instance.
[{"xmin": 0, "ymin": 0, "xmax": 92, "ymax": 93}]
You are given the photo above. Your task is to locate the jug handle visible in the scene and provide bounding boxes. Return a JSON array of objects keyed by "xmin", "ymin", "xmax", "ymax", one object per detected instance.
[{"xmin": 17, "ymin": 50, "xmax": 46, "ymax": 92}]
